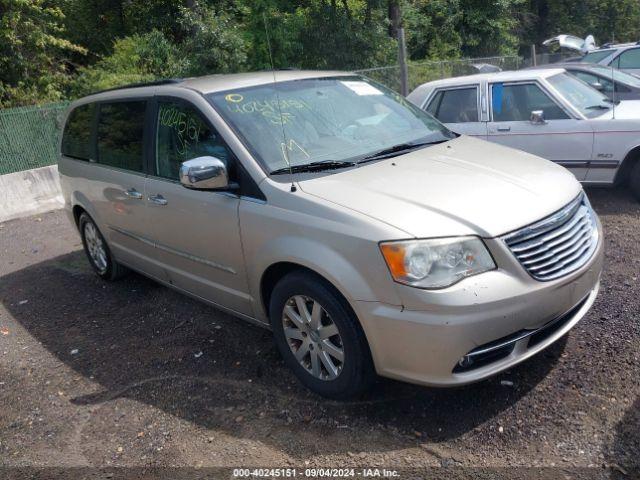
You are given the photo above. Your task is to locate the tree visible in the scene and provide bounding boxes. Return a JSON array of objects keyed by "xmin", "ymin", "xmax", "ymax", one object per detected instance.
[
  {"xmin": 295, "ymin": 1, "xmax": 395, "ymax": 69},
  {"xmin": 525, "ymin": 0, "xmax": 640, "ymax": 45},
  {"xmin": 458, "ymin": 0, "xmax": 524, "ymax": 57},
  {"xmin": 0, "ymin": 0, "xmax": 84, "ymax": 106},
  {"xmin": 403, "ymin": 0, "xmax": 463, "ymax": 60},
  {"xmin": 177, "ymin": 4, "xmax": 247, "ymax": 76},
  {"xmin": 71, "ymin": 30, "xmax": 187, "ymax": 96}
]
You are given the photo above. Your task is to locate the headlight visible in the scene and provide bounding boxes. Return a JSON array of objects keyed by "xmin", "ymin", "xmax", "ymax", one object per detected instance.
[{"xmin": 379, "ymin": 237, "xmax": 496, "ymax": 289}]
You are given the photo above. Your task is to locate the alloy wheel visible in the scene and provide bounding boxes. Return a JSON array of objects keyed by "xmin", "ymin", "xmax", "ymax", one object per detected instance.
[
  {"xmin": 84, "ymin": 222, "xmax": 108, "ymax": 274},
  {"xmin": 282, "ymin": 295, "xmax": 345, "ymax": 381}
]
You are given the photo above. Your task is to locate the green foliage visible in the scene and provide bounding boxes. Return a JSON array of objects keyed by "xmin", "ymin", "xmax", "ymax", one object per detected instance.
[
  {"xmin": 4, "ymin": 0, "xmax": 640, "ymax": 107},
  {"xmin": 0, "ymin": 0, "xmax": 84, "ymax": 107},
  {"xmin": 177, "ymin": 5, "xmax": 247, "ymax": 76},
  {"xmin": 458, "ymin": 0, "xmax": 524, "ymax": 57},
  {"xmin": 404, "ymin": 0, "xmax": 463, "ymax": 60},
  {"xmin": 528, "ymin": 0, "xmax": 640, "ymax": 45},
  {"xmin": 72, "ymin": 30, "xmax": 187, "ymax": 96},
  {"xmin": 404, "ymin": 0, "xmax": 523, "ymax": 60},
  {"xmin": 291, "ymin": 1, "xmax": 396, "ymax": 69}
]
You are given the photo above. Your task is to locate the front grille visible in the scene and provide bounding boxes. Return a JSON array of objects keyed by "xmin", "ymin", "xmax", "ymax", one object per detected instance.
[{"xmin": 503, "ymin": 193, "xmax": 599, "ymax": 281}]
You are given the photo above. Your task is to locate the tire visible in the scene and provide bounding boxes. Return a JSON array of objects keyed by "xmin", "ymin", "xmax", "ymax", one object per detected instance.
[
  {"xmin": 269, "ymin": 271, "xmax": 375, "ymax": 399},
  {"xmin": 630, "ymin": 162, "xmax": 640, "ymax": 202},
  {"xmin": 79, "ymin": 213, "xmax": 128, "ymax": 281}
]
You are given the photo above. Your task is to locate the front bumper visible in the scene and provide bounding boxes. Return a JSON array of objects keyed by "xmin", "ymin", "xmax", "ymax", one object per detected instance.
[{"xmin": 353, "ymin": 225, "xmax": 603, "ymax": 387}]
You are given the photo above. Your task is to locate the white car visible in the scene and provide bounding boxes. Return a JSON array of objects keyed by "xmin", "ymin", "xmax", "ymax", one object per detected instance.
[
  {"xmin": 543, "ymin": 35, "xmax": 640, "ymax": 77},
  {"xmin": 407, "ymin": 68, "xmax": 640, "ymax": 200}
]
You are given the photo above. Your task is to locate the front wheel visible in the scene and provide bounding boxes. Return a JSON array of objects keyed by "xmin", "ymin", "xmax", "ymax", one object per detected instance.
[
  {"xmin": 630, "ymin": 162, "xmax": 640, "ymax": 202},
  {"xmin": 269, "ymin": 271, "xmax": 375, "ymax": 399}
]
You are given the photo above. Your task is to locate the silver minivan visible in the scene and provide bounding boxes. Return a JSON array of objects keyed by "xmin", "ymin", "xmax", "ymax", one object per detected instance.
[{"xmin": 59, "ymin": 71, "xmax": 603, "ymax": 399}]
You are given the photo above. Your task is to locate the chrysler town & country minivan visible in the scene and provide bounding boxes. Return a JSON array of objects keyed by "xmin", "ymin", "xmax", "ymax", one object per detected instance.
[{"xmin": 59, "ymin": 71, "xmax": 603, "ymax": 399}]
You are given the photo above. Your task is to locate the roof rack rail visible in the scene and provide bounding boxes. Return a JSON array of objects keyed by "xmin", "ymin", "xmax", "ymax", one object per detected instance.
[{"xmin": 92, "ymin": 78, "xmax": 183, "ymax": 95}]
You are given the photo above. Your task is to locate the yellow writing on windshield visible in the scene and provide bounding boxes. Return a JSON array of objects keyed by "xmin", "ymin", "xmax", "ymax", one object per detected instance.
[
  {"xmin": 281, "ymin": 139, "xmax": 310, "ymax": 163},
  {"xmin": 225, "ymin": 93, "xmax": 244, "ymax": 103},
  {"xmin": 224, "ymin": 98, "xmax": 311, "ymax": 124}
]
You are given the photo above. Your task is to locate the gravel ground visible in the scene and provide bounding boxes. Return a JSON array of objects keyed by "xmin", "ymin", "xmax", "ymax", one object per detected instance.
[{"xmin": 0, "ymin": 187, "xmax": 638, "ymax": 479}]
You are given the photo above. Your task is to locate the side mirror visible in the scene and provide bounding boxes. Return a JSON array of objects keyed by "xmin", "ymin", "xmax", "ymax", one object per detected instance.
[
  {"xmin": 591, "ymin": 82, "xmax": 604, "ymax": 91},
  {"xmin": 179, "ymin": 156, "xmax": 231, "ymax": 190},
  {"xmin": 530, "ymin": 110, "xmax": 547, "ymax": 125}
]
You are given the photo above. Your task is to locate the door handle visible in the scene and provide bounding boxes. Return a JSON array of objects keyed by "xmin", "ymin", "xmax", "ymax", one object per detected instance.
[
  {"xmin": 496, "ymin": 126, "xmax": 511, "ymax": 132},
  {"xmin": 148, "ymin": 194, "xmax": 168, "ymax": 206},
  {"xmin": 123, "ymin": 188, "xmax": 143, "ymax": 199}
]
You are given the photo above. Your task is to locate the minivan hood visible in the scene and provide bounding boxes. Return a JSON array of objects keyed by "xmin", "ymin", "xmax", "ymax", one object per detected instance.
[{"xmin": 298, "ymin": 136, "xmax": 581, "ymax": 238}]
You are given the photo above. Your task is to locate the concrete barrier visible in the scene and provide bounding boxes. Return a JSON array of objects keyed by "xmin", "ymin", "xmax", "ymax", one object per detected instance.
[{"xmin": 0, "ymin": 165, "xmax": 63, "ymax": 223}]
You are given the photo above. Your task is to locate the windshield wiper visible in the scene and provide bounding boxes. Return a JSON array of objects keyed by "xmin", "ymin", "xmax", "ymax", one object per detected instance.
[
  {"xmin": 586, "ymin": 104, "xmax": 611, "ymax": 110},
  {"xmin": 359, "ymin": 139, "xmax": 448, "ymax": 163},
  {"xmin": 270, "ymin": 160, "xmax": 356, "ymax": 175}
]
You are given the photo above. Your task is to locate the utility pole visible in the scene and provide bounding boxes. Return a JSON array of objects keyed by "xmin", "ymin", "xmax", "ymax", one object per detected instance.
[
  {"xmin": 388, "ymin": 1, "xmax": 408, "ymax": 95},
  {"xmin": 398, "ymin": 27, "xmax": 409, "ymax": 96},
  {"xmin": 531, "ymin": 44, "xmax": 537, "ymax": 66},
  {"xmin": 388, "ymin": 0, "xmax": 401, "ymax": 38}
]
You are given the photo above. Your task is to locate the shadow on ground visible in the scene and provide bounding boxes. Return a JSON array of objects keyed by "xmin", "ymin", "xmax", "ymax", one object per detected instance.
[
  {"xmin": 0, "ymin": 248, "xmax": 567, "ymax": 458},
  {"xmin": 605, "ymin": 396, "xmax": 640, "ymax": 479}
]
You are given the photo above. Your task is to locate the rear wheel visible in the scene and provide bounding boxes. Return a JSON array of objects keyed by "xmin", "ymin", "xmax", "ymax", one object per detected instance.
[
  {"xmin": 630, "ymin": 162, "xmax": 640, "ymax": 202},
  {"xmin": 269, "ymin": 271, "xmax": 375, "ymax": 399},
  {"xmin": 79, "ymin": 213, "xmax": 128, "ymax": 280}
]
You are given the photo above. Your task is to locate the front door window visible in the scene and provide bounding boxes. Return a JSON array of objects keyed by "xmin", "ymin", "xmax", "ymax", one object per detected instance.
[
  {"xmin": 155, "ymin": 100, "xmax": 232, "ymax": 180},
  {"xmin": 491, "ymin": 83, "xmax": 568, "ymax": 122}
]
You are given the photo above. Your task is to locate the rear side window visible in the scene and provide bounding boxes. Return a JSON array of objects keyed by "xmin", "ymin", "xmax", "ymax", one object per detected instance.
[
  {"xmin": 426, "ymin": 88, "xmax": 479, "ymax": 123},
  {"xmin": 615, "ymin": 48, "xmax": 640, "ymax": 69},
  {"xmin": 97, "ymin": 101, "xmax": 147, "ymax": 172},
  {"xmin": 61, "ymin": 104, "xmax": 95, "ymax": 160}
]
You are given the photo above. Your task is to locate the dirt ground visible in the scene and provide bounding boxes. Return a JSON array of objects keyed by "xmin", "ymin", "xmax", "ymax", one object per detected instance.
[{"xmin": 0, "ymin": 187, "xmax": 638, "ymax": 479}]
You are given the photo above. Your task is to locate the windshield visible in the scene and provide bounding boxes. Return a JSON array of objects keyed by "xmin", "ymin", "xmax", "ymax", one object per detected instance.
[
  {"xmin": 547, "ymin": 73, "xmax": 611, "ymax": 117},
  {"xmin": 582, "ymin": 49, "xmax": 615, "ymax": 64},
  {"xmin": 207, "ymin": 76, "xmax": 454, "ymax": 173},
  {"xmin": 588, "ymin": 65, "xmax": 640, "ymax": 87}
]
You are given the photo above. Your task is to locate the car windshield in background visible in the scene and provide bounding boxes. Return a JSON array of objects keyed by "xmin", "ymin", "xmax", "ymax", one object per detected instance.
[
  {"xmin": 589, "ymin": 65, "xmax": 640, "ymax": 87},
  {"xmin": 547, "ymin": 73, "xmax": 611, "ymax": 117},
  {"xmin": 208, "ymin": 76, "xmax": 454, "ymax": 174},
  {"xmin": 582, "ymin": 50, "xmax": 615, "ymax": 63}
]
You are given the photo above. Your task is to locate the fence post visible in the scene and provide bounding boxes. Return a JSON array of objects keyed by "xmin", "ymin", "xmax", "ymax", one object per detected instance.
[
  {"xmin": 531, "ymin": 44, "xmax": 537, "ymax": 67},
  {"xmin": 397, "ymin": 27, "xmax": 409, "ymax": 96}
]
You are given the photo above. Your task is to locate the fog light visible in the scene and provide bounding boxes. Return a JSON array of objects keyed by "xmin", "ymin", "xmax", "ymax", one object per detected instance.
[{"xmin": 458, "ymin": 355, "xmax": 473, "ymax": 368}]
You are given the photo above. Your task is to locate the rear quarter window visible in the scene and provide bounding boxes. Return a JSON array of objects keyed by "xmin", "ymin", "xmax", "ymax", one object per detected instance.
[{"xmin": 61, "ymin": 104, "xmax": 96, "ymax": 160}]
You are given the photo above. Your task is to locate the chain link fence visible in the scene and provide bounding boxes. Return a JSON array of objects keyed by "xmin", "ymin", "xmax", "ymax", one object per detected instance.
[
  {"xmin": 356, "ymin": 55, "xmax": 523, "ymax": 92},
  {"xmin": 0, "ymin": 55, "xmax": 522, "ymax": 176},
  {"xmin": 521, "ymin": 51, "xmax": 581, "ymax": 68},
  {"xmin": 0, "ymin": 102, "xmax": 69, "ymax": 175}
]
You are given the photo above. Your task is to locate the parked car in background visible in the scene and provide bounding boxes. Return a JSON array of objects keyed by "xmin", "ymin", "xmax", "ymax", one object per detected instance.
[
  {"xmin": 59, "ymin": 71, "xmax": 603, "ymax": 399},
  {"xmin": 527, "ymin": 63, "xmax": 640, "ymax": 101},
  {"xmin": 408, "ymin": 68, "xmax": 640, "ymax": 199},
  {"xmin": 544, "ymin": 36, "xmax": 640, "ymax": 77},
  {"xmin": 581, "ymin": 44, "xmax": 640, "ymax": 77}
]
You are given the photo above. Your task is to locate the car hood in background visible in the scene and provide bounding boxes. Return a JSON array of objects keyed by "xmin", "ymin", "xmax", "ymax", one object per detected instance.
[
  {"xmin": 298, "ymin": 136, "xmax": 581, "ymax": 238},
  {"xmin": 593, "ymin": 99, "xmax": 640, "ymax": 120}
]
